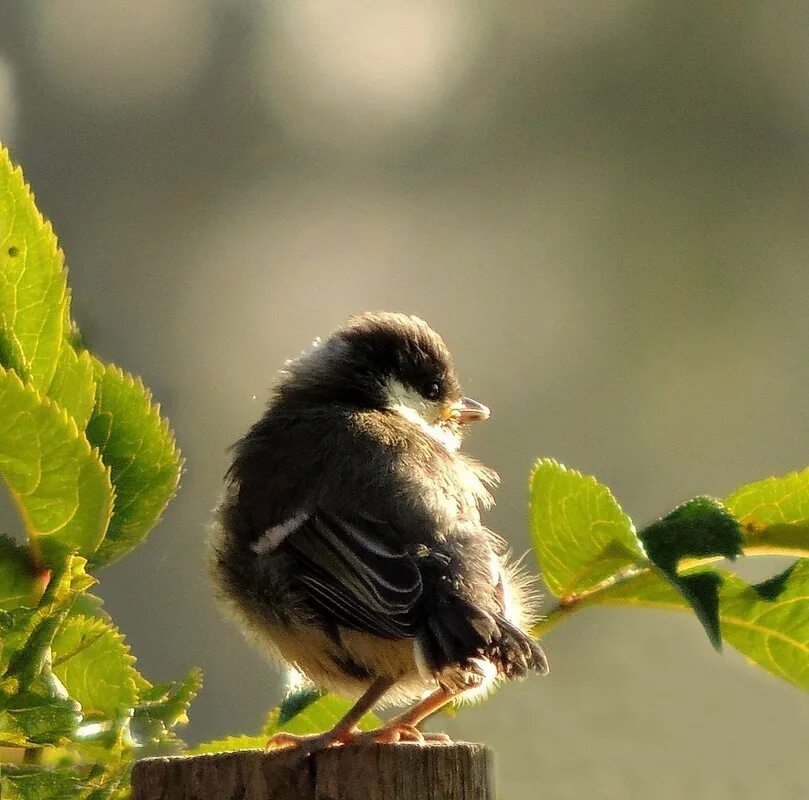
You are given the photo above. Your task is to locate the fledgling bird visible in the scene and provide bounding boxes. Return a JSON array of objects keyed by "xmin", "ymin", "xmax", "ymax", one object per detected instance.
[{"xmin": 211, "ymin": 311, "xmax": 548, "ymax": 750}]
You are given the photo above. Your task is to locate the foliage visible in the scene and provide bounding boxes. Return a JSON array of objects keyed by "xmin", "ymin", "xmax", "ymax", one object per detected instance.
[
  {"xmin": 530, "ymin": 460, "xmax": 809, "ymax": 692},
  {"xmin": 193, "ymin": 462, "xmax": 809, "ymax": 756},
  {"xmin": 188, "ymin": 688, "xmax": 381, "ymax": 756},
  {"xmin": 2, "ymin": 144, "xmax": 809, "ymax": 789},
  {"xmin": 0, "ymin": 145, "xmax": 191, "ymax": 799}
]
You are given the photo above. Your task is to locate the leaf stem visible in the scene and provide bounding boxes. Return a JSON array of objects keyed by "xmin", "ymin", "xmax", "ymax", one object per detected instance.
[{"xmin": 534, "ymin": 539, "xmax": 807, "ymax": 638}]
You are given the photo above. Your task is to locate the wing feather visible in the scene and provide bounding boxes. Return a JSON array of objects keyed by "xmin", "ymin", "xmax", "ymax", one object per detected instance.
[{"xmin": 285, "ymin": 509, "xmax": 423, "ymax": 639}]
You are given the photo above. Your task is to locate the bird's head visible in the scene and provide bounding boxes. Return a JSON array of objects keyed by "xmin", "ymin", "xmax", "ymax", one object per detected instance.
[{"xmin": 278, "ymin": 311, "xmax": 489, "ymax": 450}]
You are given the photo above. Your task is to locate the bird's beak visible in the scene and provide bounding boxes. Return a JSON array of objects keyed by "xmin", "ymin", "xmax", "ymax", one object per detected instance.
[{"xmin": 448, "ymin": 396, "xmax": 490, "ymax": 424}]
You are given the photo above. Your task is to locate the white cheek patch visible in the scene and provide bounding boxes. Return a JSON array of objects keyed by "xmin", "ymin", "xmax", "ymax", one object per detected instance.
[
  {"xmin": 394, "ymin": 404, "xmax": 461, "ymax": 453},
  {"xmin": 251, "ymin": 512, "xmax": 309, "ymax": 555},
  {"xmin": 386, "ymin": 379, "xmax": 429, "ymax": 417},
  {"xmin": 386, "ymin": 379, "xmax": 461, "ymax": 453}
]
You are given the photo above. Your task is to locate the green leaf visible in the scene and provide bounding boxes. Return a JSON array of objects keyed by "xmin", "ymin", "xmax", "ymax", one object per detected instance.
[
  {"xmin": 82, "ymin": 765, "xmax": 129, "ymax": 800},
  {"xmin": 191, "ymin": 688, "xmax": 382, "ymax": 756},
  {"xmin": 1, "ymin": 556, "xmax": 94, "ymax": 680},
  {"xmin": 47, "ymin": 348, "xmax": 96, "ymax": 432},
  {"xmin": 79, "ymin": 766, "xmax": 129, "ymax": 800},
  {"xmin": 265, "ymin": 689, "xmax": 381, "ymax": 737},
  {"xmin": 188, "ymin": 733, "xmax": 268, "ymax": 755},
  {"xmin": 86, "ymin": 361, "xmax": 182, "ymax": 567},
  {"xmin": 566, "ymin": 566, "xmax": 683, "ymax": 611},
  {"xmin": 0, "ymin": 367, "xmax": 114, "ymax": 565},
  {"xmin": 51, "ymin": 615, "xmax": 140, "ymax": 720},
  {"xmin": 130, "ymin": 667, "xmax": 201, "ymax": 754},
  {"xmin": 0, "ymin": 146, "xmax": 69, "ymax": 392},
  {"xmin": 726, "ymin": 467, "xmax": 809, "ymax": 556},
  {"xmin": 0, "ymin": 765, "xmax": 83, "ymax": 800},
  {"xmin": 638, "ymin": 497, "xmax": 743, "ymax": 649},
  {"xmin": 529, "ymin": 459, "xmax": 646, "ymax": 599},
  {"xmin": 719, "ymin": 561, "xmax": 809, "ymax": 692},
  {"xmin": 68, "ymin": 592, "xmax": 107, "ymax": 621},
  {"xmin": 6, "ymin": 616, "xmax": 64, "ymax": 688},
  {"xmin": 0, "ymin": 320, "xmax": 28, "ymax": 380},
  {"xmin": 132, "ymin": 667, "xmax": 201, "ymax": 733},
  {"xmin": 639, "ymin": 497, "xmax": 744, "ymax": 571},
  {"xmin": 0, "ymin": 608, "xmax": 36, "ymax": 677},
  {"xmin": 0, "ymin": 536, "xmax": 46, "ymax": 612},
  {"xmin": 276, "ymin": 685, "xmax": 323, "ymax": 725},
  {"xmin": 0, "ymin": 679, "xmax": 81, "ymax": 747},
  {"xmin": 748, "ymin": 562, "xmax": 796, "ymax": 601},
  {"xmin": 546, "ymin": 559, "xmax": 809, "ymax": 692}
]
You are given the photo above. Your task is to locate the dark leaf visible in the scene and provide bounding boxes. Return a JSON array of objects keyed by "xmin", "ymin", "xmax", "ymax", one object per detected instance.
[{"xmin": 638, "ymin": 497, "xmax": 743, "ymax": 649}]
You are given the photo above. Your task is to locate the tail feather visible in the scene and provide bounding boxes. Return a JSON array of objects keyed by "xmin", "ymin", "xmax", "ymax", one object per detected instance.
[
  {"xmin": 488, "ymin": 615, "xmax": 549, "ymax": 678},
  {"xmin": 420, "ymin": 599, "xmax": 548, "ymax": 681},
  {"xmin": 421, "ymin": 598, "xmax": 500, "ymax": 671}
]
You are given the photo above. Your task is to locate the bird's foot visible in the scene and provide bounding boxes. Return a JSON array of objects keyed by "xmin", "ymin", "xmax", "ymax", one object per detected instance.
[
  {"xmin": 265, "ymin": 723, "xmax": 452, "ymax": 753},
  {"xmin": 265, "ymin": 727, "xmax": 357, "ymax": 754},
  {"xmin": 354, "ymin": 723, "xmax": 453, "ymax": 745},
  {"xmin": 265, "ymin": 718, "xmax": 454, "ymax": 753}
]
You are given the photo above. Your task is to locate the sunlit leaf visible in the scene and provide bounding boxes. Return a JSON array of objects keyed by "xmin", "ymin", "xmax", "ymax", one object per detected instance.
[
  {"xmin": 188, "ymin": 733, "xmax": 268, "ymax": 756},
  {"xmin": 529, "ymin": 459, "xmax": 646, "ymax": 599},
  {"xmin": 51, "ymin": 615, "xmax": 140, "ymax": 720},
  {"xmin": 720, "ymin": 561, "xmax": 809, "ymax": 692},
  {"xmin": 0, "ymin": 146, "xmax": 196, "ymax": 790},
  {"xmin": 47, "ymin": 347, "xmax": 96, "ymax": 432},
  {"xmin": 1, "ymin": 556, "xmax": 94, "ymax": 682},
  {"xmin": 266, "ymin": 688, "xmax": 381, "ymax": 736},
  {"xmin": 86, "ymin": 361, "xmax": 182, "ymax": 567},
  {"xmin": 0, "ymin": 367, "xmax": 114, "ymax": 566},
  {"xmin": 131, "ymin": 667, "xmax": 201, "ymax": 749},
  {"xmin": 0, "ymin": 146, "xmax": 68, "ymax": 392},
  {"xmin": 548, "ymin": 558, "xmax": 809, "ymax": 692},
  {"xmin": 191, "ymin": 687, "xmax": 382, "ymax": 756},
  {"xmin": 0, "ymin": 765, "xmax": 83, "ymax": 800},
  {"xmin": 0, "ymin": 679, "xmax": 81, "ymax": 747},
  {"xmin": 727, "ymin": 467, "xmax": 809, "ymax": 556}
]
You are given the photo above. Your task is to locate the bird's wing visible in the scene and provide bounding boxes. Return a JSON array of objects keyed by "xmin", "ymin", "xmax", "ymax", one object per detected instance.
[{"xmin": 284, "ymin": 509, "xmax": 424, "ymax": 639}]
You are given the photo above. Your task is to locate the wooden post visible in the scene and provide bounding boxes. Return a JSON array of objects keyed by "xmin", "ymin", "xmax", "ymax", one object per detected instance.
[{"xmin": 131, "ymin": 743, "xmax": 494, "ymax": 800}]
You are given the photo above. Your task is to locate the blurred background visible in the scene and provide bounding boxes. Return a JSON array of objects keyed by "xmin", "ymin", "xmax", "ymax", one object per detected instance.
[{"xmin": 1, "ymin": 2, "xmax": 808, "ymax": 797}]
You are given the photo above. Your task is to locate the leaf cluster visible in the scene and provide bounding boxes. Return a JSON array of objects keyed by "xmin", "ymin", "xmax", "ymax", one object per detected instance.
[
  {"xmin": 530, "ymin": 460, "xmax": 809, "ymax": 692},
  {"xmin": 2, "ymin": 143, "xmax": 808, "ymax": 780},
  {"xmin": 194, "ymin": 462, "xmax": 809, "ymax": 755},
  {"xmin": 189, "ymin": 687, "xmax": 381, "ymax": 756},
  {"xmin": 0, "ymin": 146, "xmax": 193, "ymax": 799}
]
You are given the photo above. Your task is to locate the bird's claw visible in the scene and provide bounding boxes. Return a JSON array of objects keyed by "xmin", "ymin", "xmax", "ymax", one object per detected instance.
[
  {"xmin": 265, "ymin": 727, "xmax": 358, "ymax": 754},
  {"xmin": 354, "ymin": 723, "xmax": 453, "ymax": 745},
  {"xmin": 265, "ymin": 723, "xmax": 453, "ymax": 753},
  {"xmin": 361, "ymin": 723, "xmax": 423, "ymax": 744},
  {"xmin": 421, "ymin": 731, "xmax": 453, "ymax": 743}
]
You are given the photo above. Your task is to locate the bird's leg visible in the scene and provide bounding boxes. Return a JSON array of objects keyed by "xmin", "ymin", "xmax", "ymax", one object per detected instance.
[
  {"xmin": 266, "ymin": 676, "xmax": 394, "ymax": 753},
  {"xmin": 354, "ymin": 686, "xmax": 458, "ymax": 744}
]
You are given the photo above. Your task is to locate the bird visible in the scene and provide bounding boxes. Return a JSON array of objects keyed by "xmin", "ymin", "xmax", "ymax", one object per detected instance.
[{"xmin": 210, "ymin": 311, "xmax": 548, "ymax": 751}]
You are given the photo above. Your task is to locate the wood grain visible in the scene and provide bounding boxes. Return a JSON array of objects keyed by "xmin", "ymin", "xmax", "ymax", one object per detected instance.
[{"xmin": 131, "ymin": 742, "xmax": 494, "ymax": 800}]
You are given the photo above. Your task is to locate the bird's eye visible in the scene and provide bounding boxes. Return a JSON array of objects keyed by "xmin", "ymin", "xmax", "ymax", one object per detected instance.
[{"xmin": 424, "ymin": 381, "xmax": 441, "ymax": 401}]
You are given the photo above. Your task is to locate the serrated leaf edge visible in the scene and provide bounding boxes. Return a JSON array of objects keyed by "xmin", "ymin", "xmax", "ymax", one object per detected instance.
[
  {"xmin": 0, "ymin": 365, "xmax": 115, "ymax": 546},
  {"xmin": 529, "ymin": 457, "xmax": 637, "ymax": 535},
  {"xmin": 0, "ymin": 145, "xmax": 70, "ymax": 390}
]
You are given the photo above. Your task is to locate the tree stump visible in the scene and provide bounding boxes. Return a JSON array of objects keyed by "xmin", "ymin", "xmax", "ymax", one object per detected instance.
[{"xmin": 130, "ymin": 742, "xmax": 494, "ymax": 800}]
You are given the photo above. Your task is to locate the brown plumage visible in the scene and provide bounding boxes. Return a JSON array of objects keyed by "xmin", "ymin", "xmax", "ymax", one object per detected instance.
[{"xmin": 210, "ymin": 311, "xmax": 547, "ymax": 750}]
